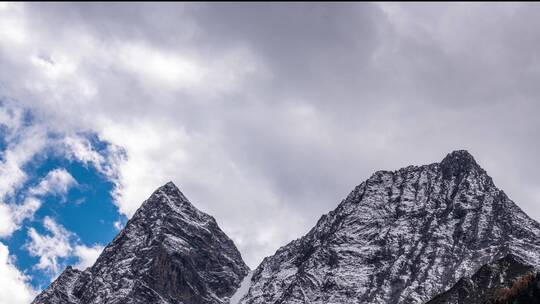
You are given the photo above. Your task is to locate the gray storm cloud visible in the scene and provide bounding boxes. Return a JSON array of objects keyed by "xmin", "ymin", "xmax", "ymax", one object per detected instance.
[{"xmin": 0, "ymin": 2, "xmax": 539, "ymax": 267}]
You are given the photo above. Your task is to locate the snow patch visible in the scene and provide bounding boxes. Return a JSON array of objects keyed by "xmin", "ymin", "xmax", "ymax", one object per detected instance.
[{"xmin": 229, "ymin": 271, "xmax": 253, "ymax": 304}]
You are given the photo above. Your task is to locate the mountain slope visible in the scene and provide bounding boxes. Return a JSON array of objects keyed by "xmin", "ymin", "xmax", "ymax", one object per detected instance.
[
  {"xmin": 426, "ymin": 254, "xmax": 535, "ymax": 304},
  {"xmin": 32, "ymin": 182, "xmax": 249, "ymax": 304},
  {"xmin": 487, "ymin": 271, "xmax": 540, "ymax": 304},
  {"xmin": 239, "ymin": 150, "xmax": 540, "ymax": 304}
]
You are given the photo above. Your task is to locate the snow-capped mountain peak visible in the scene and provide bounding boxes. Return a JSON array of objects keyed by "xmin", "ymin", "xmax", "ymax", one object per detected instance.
[
  {"xmin": 32, "ymin": 151, "xmax": 540, "ymax": 304},
  {"xmin": 238, "ymin": 150, "xmax": 540, "ymax": 304},
  {"xmin": 32, "ymin": 181, "xmax": 249, "ymax": 304}
]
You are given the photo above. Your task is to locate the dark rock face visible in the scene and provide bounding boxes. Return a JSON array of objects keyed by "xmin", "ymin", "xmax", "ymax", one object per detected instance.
[
  {"xmin": 440, "ymin": 150, "xmax": 483, "ymax": 180},
  {"xmin": 239, "ymin": 151, "xmax": 540, "ymax": 304},
  {"xmin": 486, "ymin": 272, "xmax": 540, "ymax": 304},
  {"xmin": 32, "ymin": 182, "xmax": 249, "ymax": 304},
  {"xmin": 426, "ymin": 254, "xmax": 535, "ymax": 304}
]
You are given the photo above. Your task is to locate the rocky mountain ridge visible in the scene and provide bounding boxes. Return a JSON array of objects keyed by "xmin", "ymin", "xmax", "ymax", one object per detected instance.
[
  {"xmin": 426, "ymin": 253, "xmax": 535, "ymax": 304},
  {"xmin": 239, "ymin": 150, "xmax": 540, "ymax": 304},
  {"xmin": 32, "ymin": 182, "xmax": 249, "ymax": 304},
  {"xmin": 32, "ymin": 151, "xmax": 540, "ymax": 304}
]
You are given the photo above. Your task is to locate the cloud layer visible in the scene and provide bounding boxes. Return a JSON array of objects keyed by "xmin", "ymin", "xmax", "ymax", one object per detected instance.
[
  {"xmin": 26, "ymin": 217, "xmax": 74, "ymax": 274},
  {"xmin": 26, "ymin": 217, "xmax": 105, "ymax": 274},
  {"xmin": 1, "ymin": 2, "xmax": 540, "ymax": 274},
  {"xmin": 0, "ymin": 243, "xmax": 35, "ymax": 304}
]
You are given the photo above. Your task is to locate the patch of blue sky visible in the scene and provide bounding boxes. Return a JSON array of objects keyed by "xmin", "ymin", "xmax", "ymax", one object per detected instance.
[
  {"xmin": 5, "ymin": 134, "xmax": 125, "ymax": 289},
  {"xmin": 0, "ymin": 124, "xmax": 8, "ymax": 154}
]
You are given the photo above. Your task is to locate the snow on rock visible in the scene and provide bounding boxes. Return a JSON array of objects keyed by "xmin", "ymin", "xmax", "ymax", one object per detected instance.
[
  {"xmin": 427, "ymin": 253, "xmax": 536, "ymax": 304},
  {"xmin": 229, "ymin": 271, "xmax": 253, "ymax": 304},
  {"xmin": 32, "ymin": 182, "xmax": 250, "ymax": 304},
  {"xmin": 32, "ymin": 150, "xmax": 540, "ymax": 304},
  {"xmin": 240, "ymin": 150, "xmax": 540, "ymax": 304}
]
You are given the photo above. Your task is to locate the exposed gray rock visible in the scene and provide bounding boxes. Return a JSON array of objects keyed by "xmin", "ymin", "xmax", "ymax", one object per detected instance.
[
  {"xmin": 239, "ymin": 150, "xmax": 540, "ymax": 304},
  {"xmin": 32, "ymin": 182, "xmax": 249, "ymax": 304},
  {"xmin": 426, "ymin": 254, "xmax": 535, "ymax": 304},
  {"xmin": 32, "ymin": 150, "xmax": 540, "ymax": 304}
]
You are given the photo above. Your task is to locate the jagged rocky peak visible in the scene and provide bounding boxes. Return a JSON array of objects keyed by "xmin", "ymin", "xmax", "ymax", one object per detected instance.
[
  {"xmin": 32, "ymin": 181, "xmax": 249, "ymax": 304},
  {"xmin": 239, "ymin": 150, "xmax": 540, "ymax": 304},
  {"xmin": 137, "ymin": 181, "xmax": 195, "ymax": 216},
  {"xmin": 32, "ymin": 151, "xmax": 540, "ymax": 304},
  {"xmin": 440, "ymin": 150, "xmax": 483, "ymax": 179},
  {"xmin": 132, "ymin": 180, "xmax": 213, "ymax": 228},
  {"xmin": 441, "ymin": 149, "xmax": 477, "ymax": 167},
  {"xmin": 155, "ymin": 180, "xmax": 188, "ymax": 201}
]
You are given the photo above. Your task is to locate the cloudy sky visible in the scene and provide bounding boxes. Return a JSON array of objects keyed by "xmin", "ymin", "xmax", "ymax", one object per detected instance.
[{"xmin": 1, "ymin": 2, "xmax": 540, "ymax": 302}]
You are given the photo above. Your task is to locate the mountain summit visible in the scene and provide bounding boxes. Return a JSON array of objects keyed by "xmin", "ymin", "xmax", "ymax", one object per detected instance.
[
  {"xmin": 32, "ymin": 151, "xmax": 540, "ymax": 304},
  {"xmin": 238, "ymin": 150, "xmax": 540, "ymax": 304},
  {"xmin": 32, "ymin": 182, "xmax": 249, "ymax": 304}
]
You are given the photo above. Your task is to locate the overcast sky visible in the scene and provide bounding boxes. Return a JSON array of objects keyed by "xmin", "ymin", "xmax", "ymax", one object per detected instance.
[{"xmin": 1, "ymin": 3, "xmax": 540, "ymax": 302}]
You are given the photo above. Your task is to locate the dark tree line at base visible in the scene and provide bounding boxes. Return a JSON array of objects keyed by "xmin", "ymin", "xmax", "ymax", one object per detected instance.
[{"xmin": 488, "ymin": 272, "xmax": 540, "ymax": 304}]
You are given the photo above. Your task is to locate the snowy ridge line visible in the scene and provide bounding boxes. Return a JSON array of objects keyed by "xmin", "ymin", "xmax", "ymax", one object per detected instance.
[
  {"xmin": 239, "ymin": 150, "xmax": 540, "ymax": 304},
  {"xmin": 32, "ymin": 182, "xmax": 249, "ymax": 304},
  {"xmin": 31, "ymin": 150, "xmax": 540, "ymax": 304}
]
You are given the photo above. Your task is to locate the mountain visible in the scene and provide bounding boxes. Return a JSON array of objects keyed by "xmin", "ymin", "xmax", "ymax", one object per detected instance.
[
  {"xmin": 32, "ymin": 182, "xmax": 249, "ymax": 304},
  {"xmin": 426, "ymin": 254, "xmax": 535, "ymax": 304},
  {"xmin": 485, "ymin": 271, "xmax": 540, "ymax": 304},
  {"xmin": 32, "ymin": 150, "xmax": 540, "ymax": 304},
  {"xmin": 238, "ymin": 150, "xmax": 540, "ymax": 304}
]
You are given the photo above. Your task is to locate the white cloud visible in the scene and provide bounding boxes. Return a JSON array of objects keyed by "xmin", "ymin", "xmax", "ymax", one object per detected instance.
[
  {"xmin": 26, "ymin": 217, "xmax": 73, "ymax": 274},
  {"xmin": 0, "ymin": 3, "xmax": 27, "ymax": 46},
  {"xmin": 0, "ymin": 242, "xmax": 35, "ymax": 304},
  {"xmin": 0, "ymin": 164, "xmax": 79, "ymax": 239},
  {"xmin": 1, "ymin": 3, "xmax": 540, "ymax": 270},
  {"xmin": 0, "ymin": 198, "xmax": 41, "ymax": 238},
  {"xmin": 0, "ymin": 125, "xmax": 48, "ymax": 200},
  {"xmin": 0, "ymin": 102, "xmax": 47, "ymax": 238},
  {"xmin": 119, "ymin": 42, "xmax": 204, "ymax": 90},
  {"xmin": 113, "ymin": 221, "xmax": 122, "ymax": 230},
  {"xmin": 29, "ymin": 168, "xmax": 77, "ymax": 197},
  {"xmin": 0, "ymin": 103, "xmax": 24, "ymax": 131},
  {"xmin": 101, "ymin": 122, "xmax": 191, "ymax": 216},
  {"xmin": 62, "ymin": 135, "xmax": 124, "ymax": 181},
  {"xmin": 26, "ymin": 218, "xmax": 105, "ymax": 276},
  {"xmin": 0, "ymin": 204, "xmax": 17, "ymax": 238},
  {"xmin": 25, "ymin": 220, "xmax": 105, "ymax": 281},
  {"xmin": 0, "ymin": 102, "xmax": 116, "ymax": 240},
  {"xmin": 62, "ymin": 135, "xmax": 105, "ymax": 169},
  {"xmin": 73, "ymin": 244, "xmax": 103, "ymax": 270},
  {"xmin": 11, "ymin": 197, "xmax": 41, "ymax": 223}
]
